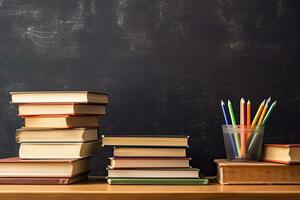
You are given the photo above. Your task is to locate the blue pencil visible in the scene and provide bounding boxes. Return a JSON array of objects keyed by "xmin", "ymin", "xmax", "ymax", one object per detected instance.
[
  {"xmin": 221, "ymin": 100, "xmax": 229, "ymax": 125},
  {"xmin": 221, "ymin": 100, "xmax": 237, "ymax": 157}
]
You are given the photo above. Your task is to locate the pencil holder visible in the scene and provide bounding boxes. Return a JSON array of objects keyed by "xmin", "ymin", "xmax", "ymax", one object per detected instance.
[{"xmin": 222, "ymin": 125, "xmax": 265, "ymax": 161}]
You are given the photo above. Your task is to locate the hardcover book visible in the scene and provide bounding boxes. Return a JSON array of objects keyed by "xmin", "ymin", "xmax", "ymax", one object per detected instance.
[
  {"xmin": 16, "ymin": 128, "xmax": 99, "ymax": 143},
  {"xmin": 109, "ymin": 157, "xmax": 190, "ymax": 168},
  {"xmin": 10, "ymin": 91, "xmax": 108, "ymax": 104},
  {"xmin": 102, "ymin": 135, "xmax": 189, "ymax": 147},
  {"xmin": 107, "ymin": 178, "xmax": 208, "ymax": 185},
  {"xmin": 0, "ymin": 157, "xmax": 90, "ymax": 177},
  {"xmin": 19, "ymin": 141, "xmax": 100, "ymax": 159},
  {"xmin": 215, "ymin": 159, "xmax": 300, "ymax": 185},
  {"xmin": 262, "ymin": 144, "xmax": 300, "ymax": 164}
]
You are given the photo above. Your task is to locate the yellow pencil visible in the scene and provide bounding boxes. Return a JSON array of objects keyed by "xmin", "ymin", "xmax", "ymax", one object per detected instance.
[
  {"xmin": 257, "ymin": 97, "xmax": 271, "ymax": 126},
  {"xmin": 251, "ymin": 99, "xmax": 265, "ymax": 128}
]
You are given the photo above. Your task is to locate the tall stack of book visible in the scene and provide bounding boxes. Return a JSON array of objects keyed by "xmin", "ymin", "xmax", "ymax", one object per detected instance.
[
  {"xmin": 102, "ymin": 135, "xmax": 208, "ymax": 185},
  {"xmin": 0, "ymin": 91, "xmax": 108, "ymax": 184},
  {"xmin": 215, "ymin": 144, "xmax": 300, "ymax": 184}
]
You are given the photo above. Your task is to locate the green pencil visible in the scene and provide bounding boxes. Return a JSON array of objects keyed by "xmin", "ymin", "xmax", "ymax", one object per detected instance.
[
  {"xmin": 228, "ymin": 100, "xmax": 237, "ymax": 125},
  {"xmin": 227, "ymin": 100, "xmax": 240, "ymax": 156},
  {"xmin": 262, "ymin": 101, "xmax": 277, "ymax": 125}
]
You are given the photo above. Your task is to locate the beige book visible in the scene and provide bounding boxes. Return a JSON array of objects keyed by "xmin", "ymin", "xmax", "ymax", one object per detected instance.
[
  {"xmin": 24, "ymin": 116, "xmax": 99, "ymax": 128},
  {"xmin": 262, "ymin": 144, "xmax": 300, "ymax": 164},
  {"xmin": 19, "ymin": 141, "xmax": 100, "ymax": 159},
  {"xmin": 11, "ymin": 91, "xmax": 108, "ymax": 104},
  {"xmin": 109, "ymin": 157, "xmax": 190, "ymax": 168},
  {"xmin": 16, "ymin": 128, "xmax": 98, "ymax": 143},
  {"xmin": 0, "ymin": 157, "xmax": 90, "ymax": 177},
  {"xmin": 114, "ymin": 147, "xmax": 186, "ymax": 157},
  {"xmin": 102, "ymin": 135, "xmax": 188, "ymax": 147},
  {"xmin": 18, "ymin": 104, "xmax": 106, "ymax": 116}
]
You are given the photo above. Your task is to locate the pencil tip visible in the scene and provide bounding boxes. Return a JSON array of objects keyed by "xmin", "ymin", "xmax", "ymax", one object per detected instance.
[
  {"xmin": 221, "ymin": 100, "xmax": 225, "ymax": 105},
  {"xmin": 228, "ymin": 99, "xmax": 231, "ymax": 104},
  {"xmin": 247, "ymin": 100, "xmax": 250, "ymax": 104}
]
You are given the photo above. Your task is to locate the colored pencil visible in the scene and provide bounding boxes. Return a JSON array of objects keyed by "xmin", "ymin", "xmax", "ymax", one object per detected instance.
[
  {"xmin": 247, "ymin": 100, "xmax": 251, "ymax": 127},
  {"xmin": 240, "ymin": 98, "xmax": 247, "ymax": 158},
  {"xmin": 221, "ymin": 100, "xmax": 229, "ymax": 125},
  {"xmin": 262, "ymin": 101, "xmax": 277, "ymax": 125},
  {"xmin": 257, "ymin": 97, "xmax": 271, "ymax": 126},
  {"xmin": 251, "ymin": 100, "xmax": 265, "ymax": 128},
  {"xmin": 228, "ymin": 100, "xmax": 237, "ymax": 125},
  {"xmin": 245, "ymin": 100, "xmax": 251, "ymax": 148},
  {"xmin": 227, "ymin": 100, "xmax": 240, "ymax": 156},
  {"xmin": 221, "ymin": 100, "xmax": 237, "ymax": 157},
  {"xmin": 240, "ymin": 98, "xmax": 246, "ymax": 126}
]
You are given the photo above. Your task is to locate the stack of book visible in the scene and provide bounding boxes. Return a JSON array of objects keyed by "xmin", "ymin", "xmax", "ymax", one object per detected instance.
[
  {"xmin": 0, "ymin": 91, "xmax": 108, "ymax": 184},
  {"xmin": 215, "ymin": 144, "xmax": 300, "ymax": 184},
  {"xmin": 102, "ymin": 135, "xmax": 208, "ymax": 185}
]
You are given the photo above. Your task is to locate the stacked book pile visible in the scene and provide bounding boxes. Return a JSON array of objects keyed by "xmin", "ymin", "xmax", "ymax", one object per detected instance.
[
  {"xmin": 0, "ymin": 91, "xmax": 108, "ymax": 184},
  {"xmin": 215, "ymin": 144, "xmax": 300, "ymax": 184},
  {"xmin": 102, "ymin": 135, "xmax": 208, "ymax": 185}
]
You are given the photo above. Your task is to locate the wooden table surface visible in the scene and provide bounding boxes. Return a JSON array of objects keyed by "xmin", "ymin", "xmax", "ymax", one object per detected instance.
[{"xmin": 0, "ymin": 177, "xmax": 300, "ymax": 200}]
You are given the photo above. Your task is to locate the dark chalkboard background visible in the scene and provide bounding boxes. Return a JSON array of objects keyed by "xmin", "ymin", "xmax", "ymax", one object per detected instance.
[{"xmin": 0, "ymin": 0, "xmax": 300, "ymax": 176}]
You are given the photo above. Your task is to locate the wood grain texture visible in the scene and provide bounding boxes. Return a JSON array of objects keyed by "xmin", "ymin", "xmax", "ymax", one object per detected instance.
[{"xmin": 0, "ymin": 177, "xmax": 300, "ymax": 200}]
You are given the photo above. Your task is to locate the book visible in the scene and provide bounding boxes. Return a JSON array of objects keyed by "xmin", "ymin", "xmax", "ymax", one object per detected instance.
[
  {"xmin": 19, "ymin": 141, "xmax": 100, "ymax": 159},
  {"xmin": 107, "ymin": 168, "xmax": 199, "ymax": 178},
  {"xmin": 0, "ymin": 157, "xmax": 90, "ymax": 177},
  {"xmin": 113, "ymin": 147, "xmax": 186, "ymax": 157},
  {"xmin": 18, "ymin": 104, "xmax": 106, "ymax": 116},
  {"xmin": 16, "ymin": 128, "xmax": 99, "ymax": 143},
  {"xmin": 107, "ymin": 178, "xmax": 209, "ymax": 185},
  {"xmin": 0, "ymin": 173, "xmax": 88, "ymax": 184},
  {"xmin": 262, "ymin": 144, "xmax": 300, "ymax": 164},
  {"xmin": 109, "ymin": 157, "xmax": 190, "ymax": 168},
  {"xmin": 10, "ymin": 91, "xmax": 108, "ymax": 104},
  {"xmin": 102, "ymin": 135, "xmax": 188, "ymax": 147},
  {"xmin": 215, "ymin": 159, "xmax": 300, "ymax": 184},
  {"xmin": 23, "ymin": 115, "xmax": 99, "ymax": 128}
]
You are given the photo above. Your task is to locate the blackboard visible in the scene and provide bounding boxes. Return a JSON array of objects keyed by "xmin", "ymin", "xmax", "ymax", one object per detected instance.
[{"xmin": 0, "ymin": 0, "xmax": 300, "ymax": 176}]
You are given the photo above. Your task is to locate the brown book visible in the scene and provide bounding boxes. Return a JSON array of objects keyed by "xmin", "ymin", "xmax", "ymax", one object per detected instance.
[
  {"xmin": 23, "ymin": 115, "xmax": 99, "ymax": 128},
  {"xmin": 19, "ymin": 141, "xmax": 100, "ymax": 159},
  {"xmin": 215, "ymin": 159, "xmax": 300, "ymax": 185},
  {"xmin": 0, "ymin": 173, "xmax": 88, "ymax": 184},
  {"xmin": 262, "ymin": 144, "xmax": 300, "ymax": 164},
  {"xmin": 109, "ymin": 157, "xmax": 191, "ymax": 169},
  {"xmin": 102, "ymin": 135, "xmax": 189, "ymax": 147},
  {"xmin": 113, "ymin": 147, "xmax": 186, "ymax": 157},
  {"xmin": 18, "ymin": 104, "xmax": 106, "ymax": 116},
  {"xmin": 0, "ymin": 157, "xmax": 90, "ymax": 177},
  {"xmin": 16, "ymin": 128, "xmax": 99, "ymax": 143},
  {"xmin": 107, "ymin": 168, "xmax": 199, "ymax": 178},
  {"xmin": 10, "ymin": 91, "xmax": 108, "ymax": 104}
]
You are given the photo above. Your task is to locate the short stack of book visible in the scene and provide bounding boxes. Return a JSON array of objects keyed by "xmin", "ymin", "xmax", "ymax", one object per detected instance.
[
  {"xmin": 215, "ymin": 144, "xmax": 300, "ymax": 184},
  {"xmin": 102, "ymin": 135, "xmax": 208, "ymax": 185},
  {"xmin": 0, "ymin": 91, "xmax": 108, "ymax": 184}
]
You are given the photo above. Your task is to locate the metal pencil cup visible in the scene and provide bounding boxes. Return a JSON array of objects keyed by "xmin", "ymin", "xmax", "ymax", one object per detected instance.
[{"xmin": 222, "ymin": 125, "xmax": 265, "ymax": 161}]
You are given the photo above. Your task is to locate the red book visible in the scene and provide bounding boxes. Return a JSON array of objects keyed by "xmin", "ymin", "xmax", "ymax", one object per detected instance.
[{"xmin": 0, "ymin": 173, "xmax": 88, "ymax": 184}]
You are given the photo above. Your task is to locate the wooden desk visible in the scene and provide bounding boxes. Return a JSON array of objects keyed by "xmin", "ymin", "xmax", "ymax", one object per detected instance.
[{"xmin": 0, "ymin": 177, "xmax": 300, "ymax": 200}]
